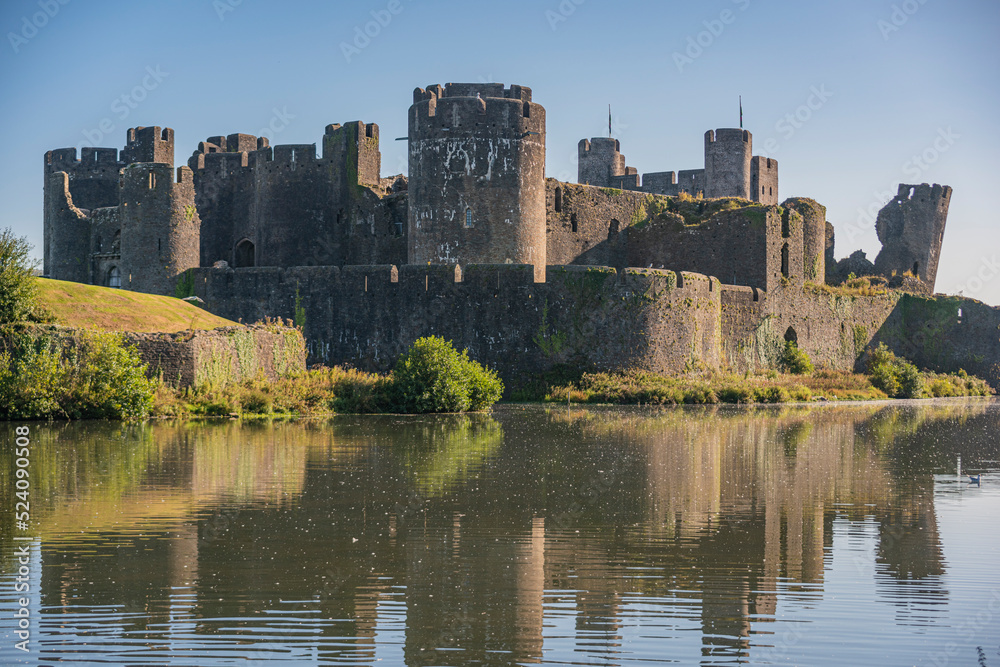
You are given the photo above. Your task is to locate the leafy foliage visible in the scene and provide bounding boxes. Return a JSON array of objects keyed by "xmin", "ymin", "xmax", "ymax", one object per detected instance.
[
  {"xmin": 391, "ymin": 336, "xmax": 503, "ymax": 413},
  {"xmin": 780, "ymin": 341, "xmax": 814, "ymax": 375},
  {"xmin": 0, "ymin": 329, "xmax": 156, "ymax": 420},
  {"xmin": 0, "ymin": 228, "xmax": 40, "ymax": 324},
  {"xmin": 866, "ymin": 343, "xmax": 923, "ymax": 398}
]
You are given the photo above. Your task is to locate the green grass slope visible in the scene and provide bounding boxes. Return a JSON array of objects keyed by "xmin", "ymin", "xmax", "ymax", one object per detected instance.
[{"xmin": 37, "ymin": 279, "xmax": 235, "ymax": 332}]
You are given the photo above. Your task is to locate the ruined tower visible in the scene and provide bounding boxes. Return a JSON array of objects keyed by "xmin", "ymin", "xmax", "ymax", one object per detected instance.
[
  {"xmin": 119, "ymin": 163, "xmax": 200, "ymax": 295},
  {"xmin": 874, "ymin": 183, "xmax": 952, "ymax": 291},
  {"xmin": 407, "ymin": 83, "xmax": 546, "ymax": 281},
  {"xmin": 704, "ymin": 129, "xmax": 752, "ymax": 200}
]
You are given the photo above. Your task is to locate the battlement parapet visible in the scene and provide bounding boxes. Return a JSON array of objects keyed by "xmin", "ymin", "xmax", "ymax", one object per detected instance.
[
  {"xmin": 45, "ymin": 147, "xmax": 123, "ymax": 173},
  {"xmin": 706, "ymin": 128, "xmax": 751, "ymax": 145},
  {"xmin": 413, "ymin": 83, "xmax": 531, "ymax": 103},
  {"xmin": 410, "ymin": 83, "xmax": 543, "ymax": 136}
]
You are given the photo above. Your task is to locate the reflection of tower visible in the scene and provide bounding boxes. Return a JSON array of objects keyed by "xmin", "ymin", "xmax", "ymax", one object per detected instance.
[{"xmin": 513, "ymin": 517, "xmax": 545, "ymax": 662}]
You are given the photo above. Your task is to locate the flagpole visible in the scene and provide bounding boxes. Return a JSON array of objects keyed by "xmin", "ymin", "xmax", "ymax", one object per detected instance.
[
  {"xmin": 609, "ymin": 104, "xmax": 612, "ymax": 138},
  {"xmin": 739, "ymin": 95, "xmax": 743, "ymax": 129}
]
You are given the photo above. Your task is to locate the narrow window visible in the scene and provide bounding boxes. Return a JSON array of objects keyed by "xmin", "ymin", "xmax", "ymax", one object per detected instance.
[
  {"xmin": 554, "ymin": 187, "xmax": 562, "ymax": 212},
  {"xmin": 762, "ymin": 186, "xmax": 766, "ymax": 195},
  {"xmin": 781, "ymin": 243, "xmax": 790, "ymax": 278},
  {"xmin": 782, "ymin": 215, "xmax": 790, "ymax": 238},
  {"xmin": 465, "ymin": 208, "xmax": 473, "ymax": 228},
  {"xmin": 769, "ymin": 187, "xmax": 773, "ymax": 196},
  {"xmin": 158, "ymin": 238, "xmax": 161, "ymax": 253},
  {"xmin": 912, "ymin": 261, "xmax": 919, "ymax": 275},
  {"xmin": 608, "ymin": 219, "xmax": 620, "ymax": 239},
  {"xmin": 148, "ymin": 172, "xmax": 155, "ymax": 189},
  {"xmin": 571, "ymin": 213, "xmax": 578, "ymax": 233},
  {"xmin": 523, "ymin": 101, "xmax": 530, "ymax": 118}
]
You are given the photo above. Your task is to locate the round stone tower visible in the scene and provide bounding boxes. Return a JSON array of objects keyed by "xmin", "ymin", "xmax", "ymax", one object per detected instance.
[
  {"xmin": 704, "ymin": 129, "xmax": 752, "ymax": 200},
  {"xmin": 407, "ymin": 83, "xmax": 546, "ymax": 281},
  {"xmin": 119, "ymin": 163, "xmax": 201, "ymax": 295}
]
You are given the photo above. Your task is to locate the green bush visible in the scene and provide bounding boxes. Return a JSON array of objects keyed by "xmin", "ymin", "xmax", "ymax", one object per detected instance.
[
  {"xmin": 0, "ymin": 329, "xmax": 155, "ymax": 420},
  {"xmin": 390, "ymin": 336, "xmax": 503, "ymax": 413},
  {"xmin": 866, "ymin": 343, "xmax": 923, "ymax": 398},
  {"xmin": 754, "ymin": 386, "xmax": 791, "ymax": 403},
  {"xmin": 0, "ymin": 228, "xmax": 39, "ymax": 324},
  {"xmin": 780, "ymin": 341, "xmax": 814, "ymax": 375}
]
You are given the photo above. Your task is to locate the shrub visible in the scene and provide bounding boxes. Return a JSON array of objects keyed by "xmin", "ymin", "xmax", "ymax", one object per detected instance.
[
  {"xmin": 866, "ymin": 343, "xmax": 923, "ymax": 398},
  {"xmin": 754, "ymin": 386, "xmax": 790, "ymax": 403},
  {"xmin": 0, "ymin": 329, "xmax": 155, "ymax": 420},
  {"xmin": 390, "ymin": 336, "xmax": 503, "ymax": 413},
  {"xmin": 896, "ymin": 362, "xmax": 924, "ymax": 399},
  {"xmin": 780, "ymin": 341, "xmax": 814, "ymax": 375},
  {"xmin": 0, "ymin": 228, "xmax": 39, "ymax": 324}
]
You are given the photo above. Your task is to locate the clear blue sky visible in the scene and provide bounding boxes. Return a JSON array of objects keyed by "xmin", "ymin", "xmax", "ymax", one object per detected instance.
[{"xmin": 2, "ymin": 0, "xmax": 997, "ymax": 304}]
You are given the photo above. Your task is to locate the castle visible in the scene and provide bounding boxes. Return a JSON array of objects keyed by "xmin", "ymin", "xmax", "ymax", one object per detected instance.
[{"xmin": 42, "ymin": 82, "xmax": 1000, "ymax": 389}]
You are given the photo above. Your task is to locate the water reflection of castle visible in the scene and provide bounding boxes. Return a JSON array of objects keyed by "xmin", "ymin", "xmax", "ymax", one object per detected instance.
[{"xmin": 26, "ymin": 404, "xmax": 977, "ymax": 664}]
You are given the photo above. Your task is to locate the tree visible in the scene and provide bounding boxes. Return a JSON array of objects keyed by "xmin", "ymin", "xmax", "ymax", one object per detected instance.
[{"xmin": 0, "ymin": 228, "xmax": 39, "ymax": 323}]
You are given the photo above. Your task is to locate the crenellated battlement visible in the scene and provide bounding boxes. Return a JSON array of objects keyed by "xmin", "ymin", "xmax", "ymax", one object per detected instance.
[
  {"xmin": 44, "ymin": 146, "xmax": 123, "ymax": 173},
  {"xmin": 409, "ymin": 82, "xmax": 543, "ymax": 137},
  {"xmin": 413, "ymin": 82, "xmax": 532, "ymax": 104},
  {"xmin": 705, "ymin": 128, "xmax": 751, "ymax": 145}
]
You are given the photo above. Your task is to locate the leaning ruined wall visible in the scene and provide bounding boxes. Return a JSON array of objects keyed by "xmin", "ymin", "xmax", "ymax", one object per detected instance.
[{"xmin": 190, "ymin": 263, "xmax": 723, "ymax": 384}]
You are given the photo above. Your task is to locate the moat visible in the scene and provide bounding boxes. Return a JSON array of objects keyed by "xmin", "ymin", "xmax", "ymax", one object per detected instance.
[{"xmin": 2, "ymin": 401, "xmax": 999, "ymax": 665}]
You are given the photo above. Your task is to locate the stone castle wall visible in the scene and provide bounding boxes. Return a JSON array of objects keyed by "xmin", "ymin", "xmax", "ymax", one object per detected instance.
[{"xmin": 187, "ymin": 263, "xmax": 722, "ymax": 384}]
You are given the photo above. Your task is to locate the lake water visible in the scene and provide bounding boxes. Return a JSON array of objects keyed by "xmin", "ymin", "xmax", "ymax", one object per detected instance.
[{"xmin": 2, "ymin": 401, "xmax": 999, "ymax": 666}]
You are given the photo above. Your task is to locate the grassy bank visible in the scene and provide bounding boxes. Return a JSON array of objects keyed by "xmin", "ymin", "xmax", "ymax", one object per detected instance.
[
  {"xmin": 510, "ymin": 365, "xmax": 993, "ymax": 406},
  {"xmin": 36, "ymin": 278, "xmax": 234, "ymax": 332}
]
